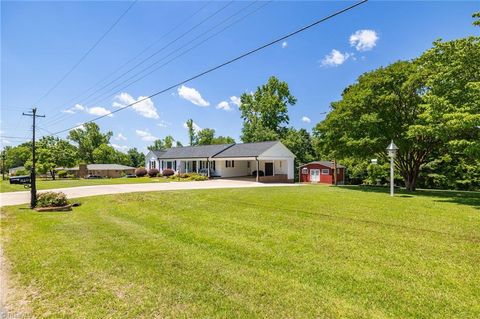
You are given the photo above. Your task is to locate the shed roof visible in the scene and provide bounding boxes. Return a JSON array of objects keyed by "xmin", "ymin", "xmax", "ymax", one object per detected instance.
[{"xmin": 300, "ymin": 161, "xmax": 345, "ymax": 169}]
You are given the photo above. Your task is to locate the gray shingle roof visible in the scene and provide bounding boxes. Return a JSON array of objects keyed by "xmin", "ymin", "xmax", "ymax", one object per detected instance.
[
  {"xmin": 212, "ymin": 141, "xmax": 279, "ymax": 158},
  {"xmin": 158, "ymin": 144, "xmax": 234, "ymax": 159},
  {"xmin": 300, "ymin": 161, "xmax": 345, "ymax": 168},
  {"xmin": 151, "ymin": 150, "xmax": 166, "ymax": 157}
]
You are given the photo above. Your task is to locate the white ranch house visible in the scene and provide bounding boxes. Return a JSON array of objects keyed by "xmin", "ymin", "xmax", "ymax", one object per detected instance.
[{"xmin": 145, "ymin": 141, "xmax": 295, "ymax": 182}]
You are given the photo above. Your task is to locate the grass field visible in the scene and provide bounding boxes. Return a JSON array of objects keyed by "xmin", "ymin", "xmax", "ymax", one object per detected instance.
[
  {"xmin": 0, "ymin": 177, "xmax": 168, "ymax": 193},
  {"xmin": 1, "ymin": 186, "xmax": 479, "ymax": 318}
]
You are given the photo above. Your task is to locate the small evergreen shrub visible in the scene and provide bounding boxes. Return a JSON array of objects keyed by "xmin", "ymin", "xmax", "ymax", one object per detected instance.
[
  {"xmin": 135, "ymin": 167, "xmax": 148, "ymax": 177},
  {"xmin": 162, "ymin": 169, "xmax": 174, "ymax": 177},
  {"xmin": 148, "ymin": 168, "xmax": 159, "ymax": 177},
  {"xmin": 36, "ymin": 192, "xmax": 69, "ymax": 208}
]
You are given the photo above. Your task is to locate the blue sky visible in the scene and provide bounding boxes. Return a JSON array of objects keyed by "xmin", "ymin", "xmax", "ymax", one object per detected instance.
[{"xmin": 1, "ymin": 1, "xmax": 479, "ymax": 152}]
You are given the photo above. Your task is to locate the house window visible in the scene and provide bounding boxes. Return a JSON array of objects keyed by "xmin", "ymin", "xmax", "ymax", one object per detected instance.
[
  {"xmin": 321, "ymin": 169, "xmax": 330, "ymax": 175},
  {"xmin": 150, "ymin": 160, "xmax": 156, "ymax": 169},
  {"xmin": 302, "ymin": 168, "xmax": 308, "ymax": 174},
  {"xmin": 337, "ymin": 168, "xmax": 341, "ymax": 174},
  {"xmin": 166, "ymin": 161, "xmax": 172, "ymax": 169},
  {"xmin": 225, "ymin": 160, "xmax": 234, "ymax": 168},
  {"xmin": 211, "ymin": 161, "xmax": 216, "ymax": 171}
]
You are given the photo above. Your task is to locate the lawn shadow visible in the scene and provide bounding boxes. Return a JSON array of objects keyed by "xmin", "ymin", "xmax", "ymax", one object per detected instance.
[{"xmin": 340, "ymin": 185, "xmax": 480, "ymax": 210}]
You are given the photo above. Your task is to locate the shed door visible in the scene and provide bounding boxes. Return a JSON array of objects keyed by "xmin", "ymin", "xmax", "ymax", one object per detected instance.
[{"xmin": 310, "ymin": 169, "xmax": 320, "ymax": 182}]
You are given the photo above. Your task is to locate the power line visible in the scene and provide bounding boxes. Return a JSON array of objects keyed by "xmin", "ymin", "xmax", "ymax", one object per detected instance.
[
  {"xmin": 51, "ymin": 0, "xmax": 368, "ymax": 136},
  {"xmin": 33, "ymin": 0, "xmax": 138, "ymax": 107},
  {"xmin": 45, "ymin": 1, "xmax": 212, "ymax": 123},
  {"xmin": 43, "ymin": 1, "xmax": 266, "ymax": 129}
]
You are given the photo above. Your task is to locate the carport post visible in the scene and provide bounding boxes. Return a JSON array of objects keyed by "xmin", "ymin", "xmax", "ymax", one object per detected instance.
[{"xmin": 255, "ymin": 157, "xmax": 259, "ymax": 182}]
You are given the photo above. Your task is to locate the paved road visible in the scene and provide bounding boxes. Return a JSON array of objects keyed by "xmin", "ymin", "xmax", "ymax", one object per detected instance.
[{"xmin": 0, "ymin": 179, "xmax": 299, "ymax": 207}]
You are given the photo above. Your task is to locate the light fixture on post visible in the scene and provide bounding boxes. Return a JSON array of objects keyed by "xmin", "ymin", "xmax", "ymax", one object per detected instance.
[{"xmin": 386, "ymin": 140, "xmax": 398, "ymax": 196}]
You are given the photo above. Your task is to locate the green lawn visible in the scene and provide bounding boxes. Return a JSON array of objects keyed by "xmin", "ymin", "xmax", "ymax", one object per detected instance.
[
  {"xmin": 1, "ymin": 186, "xmax": 479, "ymax": 318},
  {"xmin": 0, "ymin": 177, "xmax": 169, "ymax": 193}
]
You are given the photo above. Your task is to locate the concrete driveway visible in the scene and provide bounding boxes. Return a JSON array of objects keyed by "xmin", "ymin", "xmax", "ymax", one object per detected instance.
[{"xmin": 0, "ymin": 179, "xmax": 299, "ymax": 207}]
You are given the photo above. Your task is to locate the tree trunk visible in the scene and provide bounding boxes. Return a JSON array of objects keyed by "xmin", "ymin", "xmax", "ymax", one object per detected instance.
[
  {"xmin": 50, "ymin": 170, "xmax": 56, "ymax": 180},
  {"xmin": 403, "ymin": 168, "xmax": 419, "ymax": 191}
]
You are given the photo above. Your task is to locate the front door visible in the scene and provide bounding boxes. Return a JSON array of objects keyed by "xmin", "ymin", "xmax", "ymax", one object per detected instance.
[
  {"xmin": 310, "ymin": 169, "xmax": 320, "ymax": 182},
  {"xmin": 265, "ymin": 162, "xmax": 273, "ymax": 176},
  {"xmin": 192, "ymin": 161, "xmax": 197, "ymax": 172}
]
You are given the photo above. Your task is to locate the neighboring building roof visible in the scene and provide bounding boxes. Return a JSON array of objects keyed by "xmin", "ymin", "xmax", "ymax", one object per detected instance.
[
  {"xmin": 157, "ymin": 144, "xmax": 234, "ymax": 159},
  {"xmin": 212, "ymin": 141, "xmax": 280, "ymax": 158},
  {"xmin": 60, "ymin": 164, "xmax": 136, "ymax": 171},
  {"xmin": 300, "ymin": 161, "xmax": 346, "ymax": 169}
]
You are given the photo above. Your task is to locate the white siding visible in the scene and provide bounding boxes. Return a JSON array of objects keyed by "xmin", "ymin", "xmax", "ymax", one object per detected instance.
[{"xmin": 216, "ymin": 160, "xmax": 250, "ymax": 178}]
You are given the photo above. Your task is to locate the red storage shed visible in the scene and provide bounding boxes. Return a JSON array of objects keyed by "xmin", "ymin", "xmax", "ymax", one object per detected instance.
[{"xmin": 299, "ymin": 161, "xmax": 345, "ymax": 184}]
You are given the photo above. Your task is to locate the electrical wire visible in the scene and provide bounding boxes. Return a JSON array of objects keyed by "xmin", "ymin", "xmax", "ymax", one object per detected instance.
[{"xmin": 50, "ymin": 0, "xmax": 368, "ymax": 136}]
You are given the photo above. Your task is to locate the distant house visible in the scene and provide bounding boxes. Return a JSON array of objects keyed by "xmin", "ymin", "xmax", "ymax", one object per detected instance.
[
  {"xmin": 8, "ymin": 166, "xmax": 25, "ymax": 176},
  {"xmin": 145, "ymin": 141, "xmax": 295, "ymax": 182},
  {"xmin": 299, "ymin": 161, "xmax": 345, "ymax": 184},
  {"xmin": 59, "ymin": 164, "xmax": 136, "ymax": 178}
]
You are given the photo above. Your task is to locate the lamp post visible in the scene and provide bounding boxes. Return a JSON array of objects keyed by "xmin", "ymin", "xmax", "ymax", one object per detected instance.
[{"xmin": 386, "ymin": 140, "xmax": 398, "ymax": 196}]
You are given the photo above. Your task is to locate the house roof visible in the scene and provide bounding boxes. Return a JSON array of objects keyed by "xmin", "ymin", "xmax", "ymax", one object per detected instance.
[
  {"xmin": 150, "ymin": 150, "xmax": 166, "ymax": 157},
  {"xmin": 300, "ymin": 161, "xmax": 346, "ymax": 169},
  {"xmin": 150, "ymin": 141, "xmax": 290, "ymax": 160},
  {"xmin": 60, "ymin": 164, "xmax": 136, "ymax": 171},
  {"xmin": 212, "ymin": 141, "xmax": 280, "ymax": 158},
  {"xmin": 158, "ymin": 144, "xmax": 234, "ymax": 159}
]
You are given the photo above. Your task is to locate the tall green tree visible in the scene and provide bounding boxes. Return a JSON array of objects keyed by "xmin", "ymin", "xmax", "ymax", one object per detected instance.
[
  {"xmin": 68, "ymin": 123, "xmax": 112, "ymax": 163},
  {"xmin": 196, "ymin": 128, "xmax": 235, "ymax": 145},
  {"xmin": 37, "ymin": 137, "xmax": 77, "ymax": 179},
  {"xmin": 314, "ymin": 34, "xmax": 479, "ymax": 191},
  {"xmin": 240, "ymin": 76, "xmax": 296, "ymax": 142},
  {"xmin": 147, "ymin": 135, "xmax": 175, "ymax": 151},
  {"xmin": 127, "ymin": 148, "xmax": 145, "ymax": 167},
  {"xmin": 185, "ymin": 119, "xmax": 197, "ymax": 146},
  {"xmin": 281, "ymin": 128, "xmax": 315, "ymax": 166}
]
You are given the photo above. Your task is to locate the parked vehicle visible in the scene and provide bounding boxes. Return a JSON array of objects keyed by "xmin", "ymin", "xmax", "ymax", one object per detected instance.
[
  {"xmin": 85, "ymin": 175, "xmax": 103, "ymax": 179},
  {"xmin": 125, "ymin": 174, "xmax": 136, "ymax": 178}
]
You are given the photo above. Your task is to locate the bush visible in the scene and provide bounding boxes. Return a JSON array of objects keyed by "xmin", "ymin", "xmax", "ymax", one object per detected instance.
[
  {"xmin": 148, "ymin": 168, "xmax": 159, "ymax": 177},
  {"xmin": 36, "ymin": 191, "xmax": 69, "ymax": 208},
  {"xmin": 57, "ymin": 170, "xmax": 68, "ymax": 178},
  {"xmin": 162, "ymin": 169, "xmax": 175, "ymax": 177},
  {"xmin": 135, "ymin": 167, "xmax": 147, "ymax": 177}
]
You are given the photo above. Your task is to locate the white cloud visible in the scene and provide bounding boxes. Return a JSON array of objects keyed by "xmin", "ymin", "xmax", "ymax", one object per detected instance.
[
  {"xmin": 135, "ymin": 129, "xmax": 157, "ymax": 142},
  {"xmin": 62, "ymin": 103, "xmax": 112, "ymax": 117},
  {"xmin": 349, "ymin": 29, "xmax": 378, "ymax": 51},
  {"xmin": 216, "ymin": 101, "xmax": 232, "ymax": 111},
  {"xmin": 87, "ymin": 106, "xmax": 113, "ymax": 117},
  {"xmin": 113, "ymin": 92, "xmax": 159, "ymax": 119},
  {"xmin": 282, "ymin": 41, "xmax": 288, "ymax": 48},
  {"xmin": 177, "ymin": 85, "xmax": 210, "ymax": 107},
  {"xmin": 110, "ymin": 143, "xmax": 129, "ymax": 152},
  {"xmin": 230, "ymin": 96, "xmax": 241, "ymax": 107},
  {"xmin": 183, "ymin": 121, "xmax": 201, "ymax": 132},
  {"xmin": 114, "ymin": 133, "xmax": 127, "ymax": 141},
  {"xmin": 302, "ymin": 116, "xmax": 311, "ymax": 123},
  {"xmin": 157, "ymin": 120, "xmax": 171, "ymax": 128},
  {"xmin": 321, "ymin": 49, "xmax": 351, "ymax": 67}
]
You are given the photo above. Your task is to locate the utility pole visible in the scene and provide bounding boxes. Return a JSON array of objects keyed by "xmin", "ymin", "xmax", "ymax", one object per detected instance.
[
  {"xmin": 1, "ymin": 150, "xmax": 6, "ymax": 180},
  {"xmin": 22, "ymin": 108, "xmax": 45, "ymax": 208}
]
